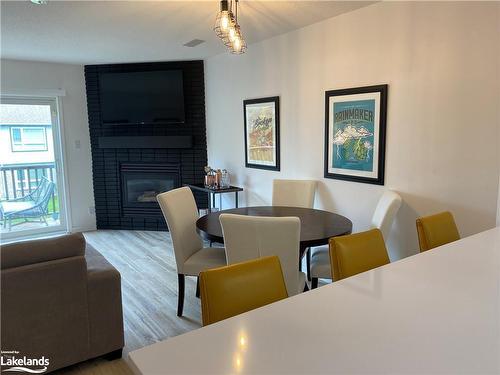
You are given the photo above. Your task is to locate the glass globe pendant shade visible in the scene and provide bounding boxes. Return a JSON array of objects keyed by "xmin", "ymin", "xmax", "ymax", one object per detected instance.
[
  {"xmin": 224, "ymin": 24, "xmax": 247, "ymax": 54},
  {"xmin": 214, "ymin": 1, "xmax": 234, "ymax": 39},
  {"xmin": 233, "ymin": 37, "xmax": 242, "ymax": 52},
  {"xmin": 231, "ymin": 36, "xmax": 247, "ymax": 54},
  {"xmin": 228, "ymin": 24, "xmax": 237, "ymax": 42}
]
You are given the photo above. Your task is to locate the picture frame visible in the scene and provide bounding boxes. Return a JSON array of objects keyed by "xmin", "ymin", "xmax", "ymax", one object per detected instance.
[
  {"xmin": 324, "ymin": 85, "xmax": 388, "ymax": 185},
  {"xmin": 243, "ymin": 96, "xmax": 280, "ymax": 171}
]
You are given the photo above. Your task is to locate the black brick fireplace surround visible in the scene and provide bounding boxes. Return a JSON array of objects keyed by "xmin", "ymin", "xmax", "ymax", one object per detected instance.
[{"xmin": 84, "ymin": 61, "xmax": 208, "ymax": 230}]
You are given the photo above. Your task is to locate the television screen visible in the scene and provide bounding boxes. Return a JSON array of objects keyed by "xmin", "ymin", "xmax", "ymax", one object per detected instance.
[{"xmin": 99, "ymin": 70, "xmax": 185, "ymax": 124}]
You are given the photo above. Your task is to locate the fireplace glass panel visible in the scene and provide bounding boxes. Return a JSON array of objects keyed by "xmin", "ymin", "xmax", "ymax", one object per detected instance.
[
  {"xmin": 120, "ymin": 163, "xmax": 181, "ymax": 216},
  {"xmin": 126, "ymin": 174, "xmax": 175, "ymax": 204}
]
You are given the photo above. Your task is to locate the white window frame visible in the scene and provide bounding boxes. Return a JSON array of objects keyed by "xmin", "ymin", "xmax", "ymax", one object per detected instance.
[{"xmin": 10, "ymin": 126, "xmax": 48, "ymax": 152}]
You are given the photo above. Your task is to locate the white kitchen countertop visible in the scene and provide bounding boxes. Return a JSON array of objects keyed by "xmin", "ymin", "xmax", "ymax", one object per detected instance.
[{"xmin": 129, "ymin": 227, "xmax": 500, "ymax": 374}]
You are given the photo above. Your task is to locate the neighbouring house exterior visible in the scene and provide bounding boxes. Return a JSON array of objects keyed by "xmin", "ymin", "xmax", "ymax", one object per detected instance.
[
  {"xmin": 0, "ymin": 123, "xmax": 54, "ymax": 164},
  {"xmin": 0, "ymin": 104, "xmax": 56, "ymax": 200}
]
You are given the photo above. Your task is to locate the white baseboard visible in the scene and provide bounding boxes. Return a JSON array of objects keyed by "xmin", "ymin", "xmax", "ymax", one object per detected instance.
[{"xmin": 71, "ymin": 225, "xmax": 97, "ymax": 233}]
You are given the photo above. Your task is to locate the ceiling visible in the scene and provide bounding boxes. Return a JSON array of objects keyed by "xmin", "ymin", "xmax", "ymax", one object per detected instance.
[{"xmin": 0, "ymin": 1, "xmax": 374, "ymax": 65}]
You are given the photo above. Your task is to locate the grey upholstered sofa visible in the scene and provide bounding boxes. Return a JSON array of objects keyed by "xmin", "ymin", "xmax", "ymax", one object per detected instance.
[{"xmin": 1, "ymin": 233, "xmax": 124, "ymax": 373}]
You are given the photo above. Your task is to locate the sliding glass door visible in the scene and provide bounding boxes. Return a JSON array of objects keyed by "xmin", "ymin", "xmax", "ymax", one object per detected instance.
[{"xmin": 0, "ymin": 96, "xmax": 69, "ymax": 241}]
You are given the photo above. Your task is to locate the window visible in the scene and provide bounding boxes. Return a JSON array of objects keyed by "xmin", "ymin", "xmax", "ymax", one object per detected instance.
[
  {"xmin": 0, "ymin": 96, "xmax": 68, "ymax": 239},
  {"xmin": 10, "ymin": 126, "xmax": 48, "ymax": 151}
]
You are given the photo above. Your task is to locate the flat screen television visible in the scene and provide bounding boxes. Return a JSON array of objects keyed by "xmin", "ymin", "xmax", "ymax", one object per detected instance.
[{"xmin": 99, "ymin": 70, "xmax": 185, "ymax": 125}]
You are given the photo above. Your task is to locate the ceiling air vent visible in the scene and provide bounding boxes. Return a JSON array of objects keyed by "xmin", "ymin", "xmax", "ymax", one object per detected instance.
[{"xmin": 183, "ymin": 39, "xmax": 205, "ymax": 48}]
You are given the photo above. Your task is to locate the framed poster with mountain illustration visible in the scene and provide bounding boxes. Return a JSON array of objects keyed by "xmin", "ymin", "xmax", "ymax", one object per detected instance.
[
  {"xmin": 243, "ymin": 96, "xmax": 280, "ymax": 171},
  {"xmin": 324, "ymin": 85, "xmax": 387, "ymax": 185}
]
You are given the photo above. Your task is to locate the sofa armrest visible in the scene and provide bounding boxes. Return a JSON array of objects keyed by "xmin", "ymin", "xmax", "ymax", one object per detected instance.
[
  {"xmin": 86, "ymin": 247, "xmax": 125, "ymax": 358},
  {"xmin": 1, "ymin": 233, "xmax": 85, "ymax": 270},
  {"xmin": 1, "ymin": 256, "xmax": 90, "ymax": 372}
]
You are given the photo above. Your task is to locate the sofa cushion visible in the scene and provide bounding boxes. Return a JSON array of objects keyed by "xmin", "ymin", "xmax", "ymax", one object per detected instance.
[{"xmin": 1, "ymin": 233, "xmax": 86, "ymax": 270}]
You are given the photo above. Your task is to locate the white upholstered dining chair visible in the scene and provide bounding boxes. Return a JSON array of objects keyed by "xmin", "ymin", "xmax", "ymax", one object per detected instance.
[
  {"xmin": 157, "ymin": 187, "xmax": 226, "ymax": 317},
  {"xmin": 219, "ymin": 213, "xmax": 306, "ymax": 296},
  {"xmin": 309, "ymin": 190, "xmax": 402, "ymax": 288},
  {"xmin": 272, "ymin": 179, "xmax": 317, "ymax": 208},
  {"xmin": 272, "ymin": 179, "xmax": 317, "ymax": 280}
]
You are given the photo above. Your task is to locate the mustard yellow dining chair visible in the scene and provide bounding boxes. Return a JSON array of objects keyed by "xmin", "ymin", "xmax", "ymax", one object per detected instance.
[
  {"xmin": 416, "ymin": 211, "xmax": 460, "ymax": 252},
  {"xmin": 329, "ymin": 228, "xmax": 390, "ymax": 281},
  {"xmin": 199, "ymin": 256, "xmax": 288, "ymax": 326},
  {"xmin": 310, "ymin": 190, "xmax": 402, "ymax": 288},
  {"xmin": 219, "ymin": 214, "xmax": 305, "ymax": 296}
]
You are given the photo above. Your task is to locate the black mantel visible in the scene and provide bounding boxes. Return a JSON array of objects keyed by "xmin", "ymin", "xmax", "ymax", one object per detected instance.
[
  {"xmin": 84, "ymin": 60, "xmax": 208, "ymax": 230},
  {"xmin": 97, "ymin": 136, "xmax": 193, "ymax": 149}
]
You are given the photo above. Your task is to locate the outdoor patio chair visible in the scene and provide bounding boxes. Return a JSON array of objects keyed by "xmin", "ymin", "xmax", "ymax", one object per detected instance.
[{"xmin": 0, "ymin": 176, "xmax": 56, "ymax": 231}]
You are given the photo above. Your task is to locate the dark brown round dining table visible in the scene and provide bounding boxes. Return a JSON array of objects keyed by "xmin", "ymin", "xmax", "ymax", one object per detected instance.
[{"xmin": 196, "ymin": 206, "xmax": 353, "ymax": 257}]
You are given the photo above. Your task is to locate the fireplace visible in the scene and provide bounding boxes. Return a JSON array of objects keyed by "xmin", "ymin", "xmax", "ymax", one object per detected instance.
[
  {"xmin": 86, "ymin": 61, "xmax": 207, "ymax": 230},
  {"xmin": 120, "ymin": 163, "xmax": 180, "ymax": 217}
]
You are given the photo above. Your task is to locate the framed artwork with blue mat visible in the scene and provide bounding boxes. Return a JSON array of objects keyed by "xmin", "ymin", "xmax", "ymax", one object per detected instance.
[{"xmin": 324, "ymin": 85, "xmax": 387, "ymax": 185}]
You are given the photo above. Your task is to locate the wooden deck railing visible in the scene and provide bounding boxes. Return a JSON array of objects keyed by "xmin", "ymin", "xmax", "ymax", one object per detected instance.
[{"xmin": 0, "ymin": 162, "xmax": 58, "ymax": 214}]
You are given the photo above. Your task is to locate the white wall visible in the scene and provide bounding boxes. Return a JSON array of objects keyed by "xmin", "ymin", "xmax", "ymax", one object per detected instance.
[
  {"xmin": 206, "ymin": 2, "xmax": 500, "ymax": 260},
  {"xmin": 1, "ymin": 59, "xmax": 96, "ymax": 232}
]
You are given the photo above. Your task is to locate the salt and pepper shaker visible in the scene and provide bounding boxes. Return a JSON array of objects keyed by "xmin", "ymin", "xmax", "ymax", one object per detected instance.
[
  {"xmin": 204, "ymin": 166, "xmax": 216, "ymax": 188},
  {"xmin": 215, "ymin": 169, "xmax": 222, "ymax": 188},
  {"xmin": 221, "ymin": 169, "xmax": 230, "ymax": 188}
]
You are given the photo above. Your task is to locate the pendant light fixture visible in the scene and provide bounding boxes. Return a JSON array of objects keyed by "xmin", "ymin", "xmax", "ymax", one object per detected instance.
[
  {"xmin": 214, "ymin": 0, "xmax": 233, "ymax": 39},
  {"xmin": 214, "ymin": 0, "xmax": 247, "ymax": 54},
  {"xmin": 224, "ymin": 0, "xmax": 247, "ymax": 54}
]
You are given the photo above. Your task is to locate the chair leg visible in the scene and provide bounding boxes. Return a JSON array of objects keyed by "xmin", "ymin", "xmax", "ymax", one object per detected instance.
[
  {"xmin": 196, "ymin": 276, "xmax": 200, "ymax": 298},
  {"xmin": 306, "ymin": 248, "xmax": 311, "ymax": 281},
  {"xmin": 311, "ymin": 278, "xmax": 319, "ymax": 289},
  {"xmin": 177, "ymin": 274, "xmax": 185, "ymax": 317}
]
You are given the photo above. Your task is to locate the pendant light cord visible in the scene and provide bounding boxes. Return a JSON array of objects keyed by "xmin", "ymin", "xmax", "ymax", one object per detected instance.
[{"xmin": 235, "ymin": 0, "xmax": 238, "ymax": 24}]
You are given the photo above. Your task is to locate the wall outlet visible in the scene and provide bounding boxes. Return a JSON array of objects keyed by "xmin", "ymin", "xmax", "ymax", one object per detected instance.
[
  {"xmin": 75, "ymin": 139, "xmax": 81, "ymax": 149},
  {"xmin": 88, "ymin": 206, "xmax": 95, "ymax": 215}
]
